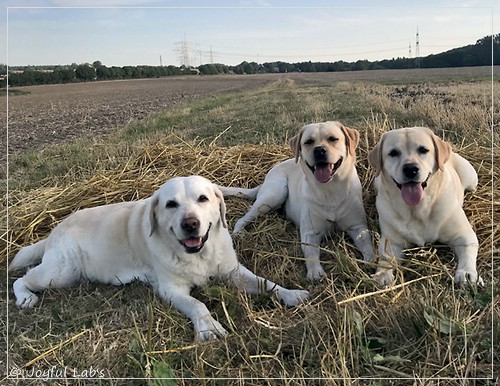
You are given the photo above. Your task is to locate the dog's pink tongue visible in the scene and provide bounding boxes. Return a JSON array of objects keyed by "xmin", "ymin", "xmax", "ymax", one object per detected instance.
[
  {"xmin": 400, "ymin": 183, "xmax": 424, "ymax": 206},
  {"xmin": 184, "ymin": 237, "xmax": 202, "ymax": 248},
  {"xmin": 314, "ymin": 163, "xmax": 333, "ymax": 183}
]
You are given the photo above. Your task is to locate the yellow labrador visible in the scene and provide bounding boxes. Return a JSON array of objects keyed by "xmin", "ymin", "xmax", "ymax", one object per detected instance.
[
  {"xmin": 220, "ymin": 121, "xmax": 375, "ymax": 280},
  {"xmin": 10, "ymin": 176, "xmax": 309, "ymax": 341},
  {"xmin": 368, "ymin": 127, "xmax": 482, "ymax": 286}
]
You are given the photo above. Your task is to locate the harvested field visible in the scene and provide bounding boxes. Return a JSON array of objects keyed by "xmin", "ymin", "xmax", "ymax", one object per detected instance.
[
  {"xmin": 3, "ymin": 66, "xmax": 495, "ymax": 164},
  {"xmin": 3, "ymin": 67, "xmax": 498, "ymax": 384},
  {"xmin": 2, "ymin": 74, "xmax": 275, "ymax": 166}
]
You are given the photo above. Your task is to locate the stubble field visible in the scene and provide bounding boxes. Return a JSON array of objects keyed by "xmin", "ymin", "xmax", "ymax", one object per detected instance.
[{"xmin": 2, "ymin": 66, "xmax": 498, "ymax": 385}]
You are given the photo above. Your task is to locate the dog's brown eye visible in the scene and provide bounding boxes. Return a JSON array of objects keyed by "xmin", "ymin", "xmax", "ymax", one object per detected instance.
[
  {"xmin": 388, "ymin": 149, "xmax": 400, "ymax": 157},
  {"xmin": 418, "ymin": 146, "xmax": 429, "ymax": 154},
  {"xmin": 328, "ymin": 136, "xmax": 338, "ymax": 142},
  {"xmin": 304, "ymin": 138, "xmax": 314, "ymax": 145},
  {"xmin": 198, "ymin": 195, "xmax": 209, "ymax": 203},
  {"xmin": 166, "ymin": 200, "xmax": 178, "ymax": 208}
]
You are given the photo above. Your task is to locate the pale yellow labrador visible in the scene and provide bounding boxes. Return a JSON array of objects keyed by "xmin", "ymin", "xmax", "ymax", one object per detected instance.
[
  {"xmin": 368, "ymin": 127, "xmax": 482, "ymax": 286},
  {"xmin": 10, "ymin": 176, "xmax": 309, "ymax": 341},
  {"xmin": 220, "ymin": 121, "xmax": 375, "ymax": 280}
]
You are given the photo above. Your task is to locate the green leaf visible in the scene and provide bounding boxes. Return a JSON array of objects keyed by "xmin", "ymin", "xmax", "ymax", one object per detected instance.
[
  {"xmin": 151, "ymin": 361, "xmax": 177, "ymax": 386},
  {"xmin": 423, "ymin": 306, "xmax": 464, "ymax": 335},
  {"xmin": 352, "ymin": 309, "xmax": 364, "ymax": 338}
]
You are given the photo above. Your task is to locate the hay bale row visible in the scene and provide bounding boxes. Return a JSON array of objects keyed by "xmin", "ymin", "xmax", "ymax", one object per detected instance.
[{"xmin": 4, "ymin": 138, "xmax": 496, "ymax": 273}]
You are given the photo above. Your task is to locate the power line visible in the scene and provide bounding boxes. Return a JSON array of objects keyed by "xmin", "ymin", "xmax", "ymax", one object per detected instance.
[{"xmin": 207, "ymin": 46, "xmax": 409, "ymax": 59}]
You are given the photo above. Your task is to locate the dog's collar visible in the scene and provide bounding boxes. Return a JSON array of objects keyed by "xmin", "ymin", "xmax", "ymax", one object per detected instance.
[
  {"xmin": 179, "ymin": 223, "xmax": 212, "ymax": 254},
  {"xmin": 305, "ymin": 157, "xmax": 343, "ymax": 182}
]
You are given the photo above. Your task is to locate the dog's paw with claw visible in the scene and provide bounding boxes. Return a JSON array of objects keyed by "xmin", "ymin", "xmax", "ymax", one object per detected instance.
[
  {"xmin": 13, "ymin": 279, "xmax": 40, "ymax": 309},
  {"xmin": 454, "ymin": 269, "xmax": 484, "ymax": 288},
  {"xmin": 306, "ymin": 264, "xmax": 325, "ymax": 281},
  {"xmin": 372, "ymin": 268, "xmax": 395, "ymax": 288},
  {"xmin": 194, "ymin": 315, "xmax": 228, "ymax": 342},
  {"xmin": 277, "ymin": 288, "xmax": 310, "ymax": 307}
]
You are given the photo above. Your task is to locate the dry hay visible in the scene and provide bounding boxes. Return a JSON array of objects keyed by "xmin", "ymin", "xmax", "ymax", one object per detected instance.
[
  {"xmin": 5, "ymin": 141, "xmax": 292, "ymax": 253},
  {"xmin": 3, "ymin": 135, "xmax": 497, "ymax": 381},
  {"xmin": 4, "ymin": 134, "xmax": 496, "ymax": 269}
]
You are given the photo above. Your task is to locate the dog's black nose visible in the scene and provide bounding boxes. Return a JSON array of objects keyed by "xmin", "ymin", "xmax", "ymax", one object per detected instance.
[
  {"xmin": 182, "ymin": 217, "xmax": 200, "ymax": 233},
  {"xmin": 314, "ymin": 146, "xmax": 327, "ymax": 161},
  {"xmin": 402, "ymin": 163, "xmax": 419, "ymax": 179}
]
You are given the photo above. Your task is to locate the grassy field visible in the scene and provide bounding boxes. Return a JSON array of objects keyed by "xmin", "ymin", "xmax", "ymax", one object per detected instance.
[{"xmin": 3, "ymin": 71, "xmax": 499, "ymax": 385}]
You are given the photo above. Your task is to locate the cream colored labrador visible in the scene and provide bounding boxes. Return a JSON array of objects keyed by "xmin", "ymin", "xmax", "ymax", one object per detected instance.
[
  {"xmin": 220, "ymin": 121, "xmax": 375, "ymax": 280},
  {"xmin": 368, "ymin": 127, "xmax": 482, "ymax": 287},
  {"xmin": 10, "ymin": 176, "xmax": 309, "ymax": 341}
]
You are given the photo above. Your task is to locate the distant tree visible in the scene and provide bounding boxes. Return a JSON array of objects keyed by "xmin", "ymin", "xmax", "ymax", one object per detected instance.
[
  {"xmin": 96, "ymin": 65, "xmax": 110, "ymax": 80},
  {"xmin": 353, "ymin": 60, "xmax": 369, "ymax": 71},
  {"xmin": 244, "ymin": 61, "xmax": 259, "ymax": 74},
  {"xmin": 231, "ymin": 63, "xmax": 244, "ymax": 74},
  {"xmin": 109, "ymin": 66, "xmax": 124, "ymax": 79},
  {"xmin": 199, "ymin": 64, "xmax": 218, "ymax": 75},
  {"xmin": 121, "ymin": 66, "xmax": 137, "ymax": 78},
  {"xmin": 54, "ymin": 68, "xmax": 75, "ymax": 83},
  {"xmin": 298, "ymin": 61, "xmax": 316, "ymax": 72},
  {"xmin": 75, "ymin": 64, "xmax": 96, "ymax": 81},
  {"xmin": 214, "ymin": 63, "xmax": 229, "ymax": 74},
  {"xmin": 166, "ymin": 65, "xmax": 182, "ymax": 75}
]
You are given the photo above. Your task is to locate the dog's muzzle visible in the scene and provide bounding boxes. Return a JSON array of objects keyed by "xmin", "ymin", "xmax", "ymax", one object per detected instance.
[
  {"xmin": 307, "ymin": 157, "xmax": 343, "ymax": 183},
  {"xmin": 393, "ymin": 175, "xmax": 430, "ymax": 206},
  {"xmin": 179, "ymin": 223, "xmax": 212, "ymax": 254}
]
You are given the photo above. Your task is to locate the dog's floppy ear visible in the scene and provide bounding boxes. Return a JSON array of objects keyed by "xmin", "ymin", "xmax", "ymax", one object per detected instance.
[
  {"xmin": 148, "ymin": 194, "xmax": 159, "ymax": 237},
  {"xmin": 289, "ymin": 128, "xmax": 304, "ymax": 163},
  {"xmin": 213, "ymin": 184, "xmax": 228, "ymax": 228},
  {"xmin": 341, "ymin": 125, "xmax": 360, "ymax": 157},
  {"xmin": 368, "ymin": 133, "xmax": 385, "ymax": 177},
  {"xmin": 430, "ymin": 130, "xmax": 451, "ymax": 171}
]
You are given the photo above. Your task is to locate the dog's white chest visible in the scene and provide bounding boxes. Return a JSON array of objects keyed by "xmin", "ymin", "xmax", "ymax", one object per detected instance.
[
  {"xmin": 400, "ymin": 222, "xmax": 432, "ymax": 246},
  {"xmin": 379, "ymin": 198, "xmax": 439, "ymax": 247}
]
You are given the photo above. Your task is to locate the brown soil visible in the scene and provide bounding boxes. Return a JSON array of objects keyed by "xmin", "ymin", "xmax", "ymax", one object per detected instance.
[{"xmin": 1, "ymin": 74, "xmax": 275, "ymax": 167}]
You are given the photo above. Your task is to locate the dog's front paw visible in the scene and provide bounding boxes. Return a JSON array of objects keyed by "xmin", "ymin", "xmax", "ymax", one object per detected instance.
[
  {"xmin": 15, "ymin": 293, "xmax": 39, "ymax": 309},
  {"xmin": 454, "ymin": 269, "xmax": 484, "ymax": 287},
  {"xmin": 306, "ymin": 264, "xmax": 325, "ymax": 281},
  {"xmin": 13, "ymin": 279, "xmax": 39, "ymax": 309},
  {"xmin": 231, "ymin": 229, "xmax": 247, "ymax": 239},
  {"xmin": 194, "ymin": 315, "xmax": 228, "ymax": 342},
  {"xmin": 277, "ymin": 288, "xmax": 310, "ymax": 307},
  {"xmin": 372, "ymin": 268, "xmax": 395, "ymax": 288}
]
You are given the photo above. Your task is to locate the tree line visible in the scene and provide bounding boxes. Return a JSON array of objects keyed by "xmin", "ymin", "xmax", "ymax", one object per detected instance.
[
  {"xmin": 3, "ymin": 61, "xmax": 191, "ymax": 87},
  {"xmin": 2, "ymin": 33, "xmax": 498, "ymax": 88}
]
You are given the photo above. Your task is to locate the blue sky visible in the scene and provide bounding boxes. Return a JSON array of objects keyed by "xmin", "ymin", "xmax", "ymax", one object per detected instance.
[{"xmin": 1, "ymin": 0, "xmax": 497, "ymax": 67}]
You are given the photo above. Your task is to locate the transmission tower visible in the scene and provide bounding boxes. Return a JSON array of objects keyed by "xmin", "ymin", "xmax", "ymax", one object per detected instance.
[
  {"xmin": 408, "ymin": 42, "xmax": 412, "ymax": 58},
  {"xmin": 174, "ymin": 34, "xmax": 192, "ymax": 67},
  {"xmin": 415, "ymin": 26, "xmax": 420, "ymax": 68}
]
